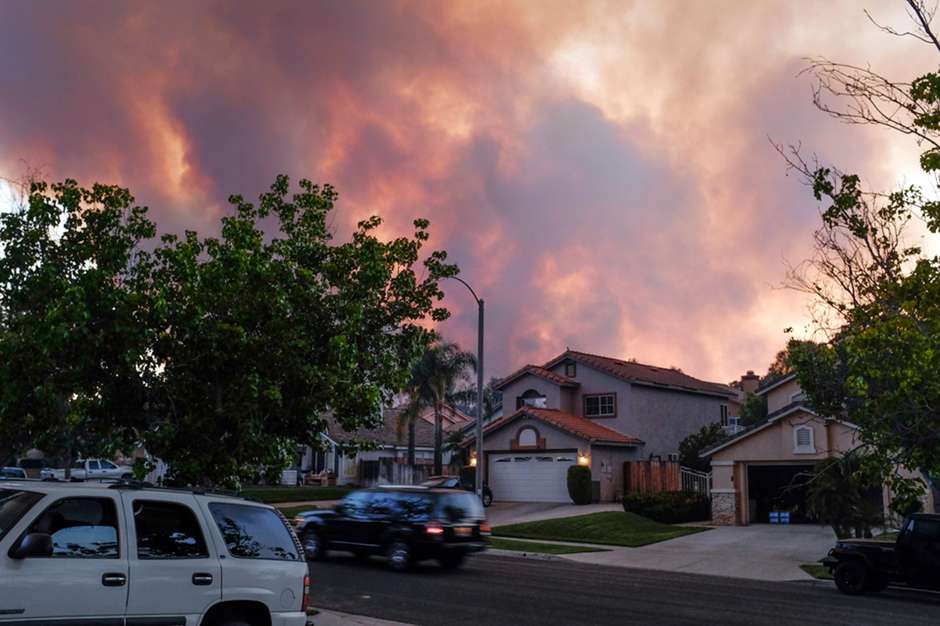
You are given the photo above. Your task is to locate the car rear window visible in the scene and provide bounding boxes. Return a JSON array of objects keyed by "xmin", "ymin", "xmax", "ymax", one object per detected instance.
[
  {"xmin": 209, "ymin": 502, "xmax": 300, "ymax": 561},
  {"xmin": 436, "ymin": 493, "xmax": 485, "ymax": 522},
  {"xmin": 133, "ymin": 500, "xmax": 209, "ymax": 559},
  {"xmin": 0, "ymin": 489, "xmax": 43, "ymax": 542}
]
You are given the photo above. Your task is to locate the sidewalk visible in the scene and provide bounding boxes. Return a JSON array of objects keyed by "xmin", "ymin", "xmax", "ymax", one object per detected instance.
[{"xmin": 311, "ymin": 609, "xmax": 415, "ymax": 626}]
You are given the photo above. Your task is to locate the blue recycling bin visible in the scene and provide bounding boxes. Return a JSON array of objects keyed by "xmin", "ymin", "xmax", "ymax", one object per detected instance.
[{"xmin": 769, "ymin": 511, "xmax": 780, "ymax": 524}]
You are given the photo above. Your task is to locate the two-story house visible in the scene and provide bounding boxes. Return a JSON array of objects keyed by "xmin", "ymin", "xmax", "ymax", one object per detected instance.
[
  {"xmin": 463, "ymin": 349, "xmax": 736, "ymax": 503},
  {"xmin": 703, "ymin": 373, "xmax": 936, "ymax": 525}
]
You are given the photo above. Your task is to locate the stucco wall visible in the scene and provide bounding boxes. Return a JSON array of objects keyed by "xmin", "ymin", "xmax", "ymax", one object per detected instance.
[
  {"xmin": 501, "ymin": 377, "xmax": 563, "ymax": 413},
  {"xmin": 592, "ymin": 445, "xmax": 639, "ymax": 501},
  {"xmin": 480, "ymin": 416, "xmax": 584, "ymax": 455},
  {"xmin": 711, "ymin": 412, "xmax": 860, "ymax": 464},
  {"xmin": 765, "ymin": 378, "xmax": 803, "ymax": 414},
  {"xmin": 626, "ymin": 385, "xmax": 727, "ymax": 457},
  {"xmin": 547, "ymin": 362, "xmax": 728, "ymax": 458}
]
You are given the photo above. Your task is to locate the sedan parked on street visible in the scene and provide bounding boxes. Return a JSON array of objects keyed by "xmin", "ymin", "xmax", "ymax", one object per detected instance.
[{"xmin": 293, "ymin": 486, "xmax": 489, "ymax": 571}]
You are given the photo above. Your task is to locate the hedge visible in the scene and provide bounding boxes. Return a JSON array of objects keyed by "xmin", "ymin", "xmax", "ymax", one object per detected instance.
[
  {"xmin": 621, "ymin": 491, "xmax": 710, "ymax": 524},
  {"xmin": 567, "ymin": 465, "xmax": 592, "ymax": 505}
]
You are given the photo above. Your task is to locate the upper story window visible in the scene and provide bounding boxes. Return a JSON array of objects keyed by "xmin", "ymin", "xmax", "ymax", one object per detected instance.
[
  {"xmin": 584, "ymin": 393, "xmax": 616, "ymax": 418},
  {"xmin": 517, "ymin": 389, "xmax": 547, "ymax": 410},
  {"xmin": 565, "ymin": 362, "xmax": 577, "ymax": 378},
  {"xmin": 720, "ymin": 404, "xmax": 729, "ymax": 427},
  {"xmin": 791, "ymin": 390, "xmax": 808, "ymax": 403},
  {"xmin": 793, "ymin": 425, "xmax": 815, "ymax": 454}
]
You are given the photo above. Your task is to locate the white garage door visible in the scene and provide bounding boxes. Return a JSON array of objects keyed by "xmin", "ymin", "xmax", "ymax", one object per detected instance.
[{"xmin": 488, "ymin": 452, "xmax": 577, "ymax": 503}]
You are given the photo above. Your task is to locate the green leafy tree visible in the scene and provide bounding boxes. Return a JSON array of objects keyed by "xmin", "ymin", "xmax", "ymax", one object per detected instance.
[
  {"xmin": 779, "ymin": 1, "xmax": 940, "ymax": 507},
  {"xmin": 0, "ymin": 179, "xmax": 155, "ymax": 475},
  {"xmin": 141, "ymin": 175, "xmax": 457, "ymax": 486},
  {"xmin": 397, "ymin": 341, "xmax": 475, "ymax": 475},
  {"xmin": 679, "ymin": 423, "xmax": 727, "ymax": 472},
  {"xmin": 737, "ymin": 393, "xmax": 767, "ymax": 428}
]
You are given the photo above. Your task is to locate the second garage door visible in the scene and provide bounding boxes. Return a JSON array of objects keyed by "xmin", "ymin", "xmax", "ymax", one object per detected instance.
[{"xmin": 488, "ymin": 452, "xmax": 578, "ymax": 503}]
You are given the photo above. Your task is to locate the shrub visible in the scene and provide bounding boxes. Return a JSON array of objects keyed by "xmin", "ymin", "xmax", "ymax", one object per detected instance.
[
  {"xmin": 621, "ymin": 491, "xmax": 710, "ymax": 523},
  {"xmin": 567, "ymin": 465, "xmax": 592, "ymax": 505}
]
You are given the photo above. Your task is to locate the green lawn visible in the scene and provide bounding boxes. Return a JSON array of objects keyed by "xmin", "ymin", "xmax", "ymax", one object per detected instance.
[
  {"xmin": 800, "ymin": 563, "xmax": 833, "ymax": 580},
  {"xmin": 488, "ymin": 537, "xmax": 609, "ymax": 554},
  {"xmin": 493, "ymin": 512, "xmax": 705, "ymax": 547},
  {"xmin": 240, "ymin": 485, "xmax": 351, "ymax": 503}
]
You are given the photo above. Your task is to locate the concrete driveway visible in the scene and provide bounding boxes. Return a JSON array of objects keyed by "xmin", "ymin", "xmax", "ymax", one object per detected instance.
[
  {"xmin": 487, "ymin": 502, "xmax": 836, "ymax": 582},
  {"xmin": 563, "ymin": 523, "xmax": 836, "ymax": 581}
]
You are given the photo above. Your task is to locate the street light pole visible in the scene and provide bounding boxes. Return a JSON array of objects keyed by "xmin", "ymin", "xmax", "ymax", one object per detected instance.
[{"xmin": 450, "ymin": 276, "xmax": 485, "ymax": 499}]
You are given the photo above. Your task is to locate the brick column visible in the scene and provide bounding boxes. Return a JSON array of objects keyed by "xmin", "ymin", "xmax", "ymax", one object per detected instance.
[{"xmin": 711, "ymin": 490, "xmax": 737, "ymax": 525}]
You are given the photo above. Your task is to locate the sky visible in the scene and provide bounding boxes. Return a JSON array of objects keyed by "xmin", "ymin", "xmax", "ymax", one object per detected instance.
[{"xmin": 1, "ymin": 0, "xmax": 937, "ymax": 384}]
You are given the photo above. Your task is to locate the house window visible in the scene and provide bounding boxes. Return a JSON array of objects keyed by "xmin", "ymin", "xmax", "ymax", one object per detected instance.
[
  {"xmin": 720, "ymin": 404, "xmax": 729, "ymax": 427},
  {"xmin": 791, "ymin": 390, "xmax": 807, "ymax": 403},
  {"xmin": 518, "ymin": 427, "xmax": 538, "ymax": 447},
  {"xmin": 517, "ymin": 389, "xmax": 547, "ymax": 409},
  {"xmin": 793, "ymin": 425, "xmax": 815, "ymax": 454},
  {"xmin": 584, "ymin": 393, "xmax": 616, "ymax": 418},
  {"xmin": 565, "ymin": 362, "xmax": 577, "ymax": 378}
]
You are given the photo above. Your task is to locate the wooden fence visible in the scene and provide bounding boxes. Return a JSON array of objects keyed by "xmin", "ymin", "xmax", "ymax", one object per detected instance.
[{"xmin": 623, "ymin": 460, "xmax": 681, "ymax": 494}]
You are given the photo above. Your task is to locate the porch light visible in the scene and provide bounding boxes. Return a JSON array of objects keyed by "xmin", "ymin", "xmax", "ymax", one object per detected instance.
[
  {"xmin": 469, "ymin": 453, "xmax": 478, "ymax": 468},
  {"xmin": 577, "ymin": 453, "xmax": 590, "ymax": 466}
]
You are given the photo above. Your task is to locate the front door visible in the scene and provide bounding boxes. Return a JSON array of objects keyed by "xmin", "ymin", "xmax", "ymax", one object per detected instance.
[
  {"xmin": 122, "ymin": 493, "xmax": 222, "ymax": 623},
  {"xmin": 2, "ymin": 494, "xmax": 127, "ymax": 622}
]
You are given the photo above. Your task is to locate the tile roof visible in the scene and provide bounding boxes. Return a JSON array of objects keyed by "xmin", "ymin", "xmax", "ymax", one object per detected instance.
[
  {"xmin": 463, "ymin": 407, "xmax": 642, "ymax": 447},
  {"xmin": 545, "ymin": 350, "xmax": 735, "ymax": 397},
  {"xmin": 495, "ymin": 364, "xmax": 579, "ymax": 390},
  {"xmin": 327, "ymin": 407, "xmax": 436, "ymax": 448}
]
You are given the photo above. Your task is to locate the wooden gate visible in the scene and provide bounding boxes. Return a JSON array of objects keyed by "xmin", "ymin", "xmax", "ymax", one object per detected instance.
[{"xmin": 623, "ymin": 460, "xmax": 681, "ymax": 494}]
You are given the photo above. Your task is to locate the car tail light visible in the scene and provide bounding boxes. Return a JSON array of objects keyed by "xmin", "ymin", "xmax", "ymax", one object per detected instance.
[
  {"xmin": 480, "ymin": 522, "xmax": 491, "ymax": 535},
  {"xmin": 426, "ymin": 522, "xmax": 445, "ymax": 536},
  {"xmin": 301, "ymin": 574, "xmax": 311, "ymax": 612}
]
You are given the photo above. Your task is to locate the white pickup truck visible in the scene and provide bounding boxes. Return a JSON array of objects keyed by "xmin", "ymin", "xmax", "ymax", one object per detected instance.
[{"xmin": 40, "ymin": 458, "xmax": 134, "ymax": 481}]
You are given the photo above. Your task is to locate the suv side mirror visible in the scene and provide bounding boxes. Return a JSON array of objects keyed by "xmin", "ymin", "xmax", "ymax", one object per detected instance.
[{"xmin": 9, "ymin": 533, "xmax": 53, "ymax": 559}]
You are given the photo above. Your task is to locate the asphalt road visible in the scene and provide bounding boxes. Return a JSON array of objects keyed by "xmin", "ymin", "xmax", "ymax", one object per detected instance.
[{"xmin": 309, "ymin": 553, "xmax": 940, "ymax": 626}]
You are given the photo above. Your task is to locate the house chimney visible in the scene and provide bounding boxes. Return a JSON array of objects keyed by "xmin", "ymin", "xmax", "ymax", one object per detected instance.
[{"xmin": 740, "ymin": 370, "xmax": 760, "ymax": 395}]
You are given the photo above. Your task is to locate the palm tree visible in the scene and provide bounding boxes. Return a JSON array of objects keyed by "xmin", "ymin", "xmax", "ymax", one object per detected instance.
[
  {"xmin": 804, "ymin": 449, "xmax": 883, "ymax": 538},
  {"xmin": 398, "ymin": 341, "xmax": 476, "ymax": 475}
]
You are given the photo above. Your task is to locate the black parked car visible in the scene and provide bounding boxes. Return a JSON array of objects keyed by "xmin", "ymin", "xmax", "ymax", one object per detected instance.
[
  {"xmin": 421, "ymin": 475, "xmax": 493, "ymax": 507},
  {"xmin": 293, "ymin": 487, "xmax": 489, "ymax": 571},
  {"xmin": 822, "ymin": 513, "xmax": 940, "ymax": 595}
]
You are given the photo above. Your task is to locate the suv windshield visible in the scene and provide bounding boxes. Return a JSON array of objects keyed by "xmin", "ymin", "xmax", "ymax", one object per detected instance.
[
  {"xmin": 436, "ymin": 493, "xmax": 485, "ymax": 522},
  {"xmin": 0, "ymin": 489, "xmax": 43, "ymax": 542}
]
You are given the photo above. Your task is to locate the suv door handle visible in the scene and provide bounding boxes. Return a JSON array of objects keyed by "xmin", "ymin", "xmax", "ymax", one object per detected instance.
[
  {"xmin": 101, "ymin": 573, "xmax": 126, "ymax": 587},
  {"xmin": 192, "ymin": 572, "xmax": 214, "ymax": 586}
]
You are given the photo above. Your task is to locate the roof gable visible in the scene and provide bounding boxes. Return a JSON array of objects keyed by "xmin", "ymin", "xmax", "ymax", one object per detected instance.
[
  {"xmin": 327, "ymin": 408, "xmax": 436, "ymax": 448},
  {"xmin": 463, "ymin": 407, "xmax": 642, "ymax": 447},
  {"xmin": 544, "ymin": 350, "xmax": 734, "ymax": 398},
  {"xmin": 495, "ymin": 364, "xmax": 580, "ymax": 390}
]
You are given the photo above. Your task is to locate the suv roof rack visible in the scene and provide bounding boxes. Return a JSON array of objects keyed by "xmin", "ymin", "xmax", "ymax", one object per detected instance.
[{"xmin": 105, "ymin": 479, "xmax": 246, "ymax": 500}]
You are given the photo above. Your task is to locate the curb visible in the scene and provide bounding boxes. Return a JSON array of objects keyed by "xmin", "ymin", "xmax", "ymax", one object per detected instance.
[{"xmin": 485, "ymin": 548, "xmax": 563, "ymax": 561}]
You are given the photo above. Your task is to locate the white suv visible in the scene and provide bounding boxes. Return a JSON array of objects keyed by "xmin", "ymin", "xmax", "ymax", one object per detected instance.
[{"xmin": 0, "ymin": 480, "xmax": 310, "ymax": 625}]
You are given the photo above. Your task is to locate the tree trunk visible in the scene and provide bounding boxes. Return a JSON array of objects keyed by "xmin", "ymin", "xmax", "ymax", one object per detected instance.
[
  {"xmin": 407, "ymin": 419, "xmax": 416, "ymax": 471},
  {"xmin": 433, "ymin": 403, "xmax": 443, "ymax": 475},
  {"xmin": 63, "ymin": 448, "xmax": 73, "ymax": 481}
]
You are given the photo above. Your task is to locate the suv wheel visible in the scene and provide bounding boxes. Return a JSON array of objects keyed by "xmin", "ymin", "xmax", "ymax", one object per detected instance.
[
  {"xmin": 303, "ymin": 529, "xmax": 325, "ymax": 561},
  {"xmin": 386, "ymin": 540, "xmax": 412, "ymax": 572},
  {"xmin": 834, "ymin": 560, "xmax": 869, "ymax": 595}
]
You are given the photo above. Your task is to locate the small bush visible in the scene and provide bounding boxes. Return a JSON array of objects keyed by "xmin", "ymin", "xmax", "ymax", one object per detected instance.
[
  {"xmin": 622, "ymin": 491, "xmax": 710, "ymax": 523},
  {"xmin": 567, "ymin": 465, "xmax": 592, "ymax": 505}
]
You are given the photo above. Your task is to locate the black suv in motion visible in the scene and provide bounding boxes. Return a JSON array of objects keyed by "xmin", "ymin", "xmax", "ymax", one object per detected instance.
[{"xmin": 293, "ymin": 487, "xmax": 489, "ymax": 571}]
